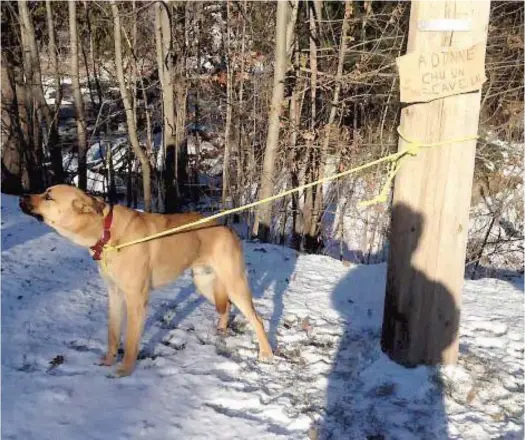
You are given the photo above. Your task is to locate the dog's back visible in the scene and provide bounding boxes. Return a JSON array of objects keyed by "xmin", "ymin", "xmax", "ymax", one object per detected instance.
[{"xmin": 114, "ymin": 207, "xmax": 242, "ymax": 290}]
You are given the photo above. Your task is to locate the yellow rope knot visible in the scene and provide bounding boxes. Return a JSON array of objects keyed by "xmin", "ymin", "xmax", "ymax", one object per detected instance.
[
  {"xmin": 405, "ymin": 141, "xmax": 421, "ymax": 156},
  {"xmin": 359, "ymin": 193, "xmax": 389, "ymax": 207},
  {"xmin": 358, "ymin": 127, "xmax": 478, "ymax": 207},
  {"xmin": 98, "ymin": 244, "xmax": 118, "ymax": 274}
]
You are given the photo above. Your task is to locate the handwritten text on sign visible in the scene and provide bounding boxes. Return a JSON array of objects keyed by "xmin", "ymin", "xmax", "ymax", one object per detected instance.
[{"xmin": 396, "ymin": 43, "xmax": 486, "ymax": 103}]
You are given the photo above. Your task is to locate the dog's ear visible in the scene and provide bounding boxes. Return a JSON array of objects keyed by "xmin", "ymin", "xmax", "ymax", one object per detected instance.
[
  {"xmin": 91, "ymin": 195, "xmax": 106, "ymax": 213},
  {"xmin": 72, "ymin": 196, "xmax": 106, "ymax": 215}
]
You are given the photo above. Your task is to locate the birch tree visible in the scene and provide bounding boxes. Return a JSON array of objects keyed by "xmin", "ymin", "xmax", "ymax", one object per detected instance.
[
  {"xmin": 252, "ymin": 0, "xmax": 291, "ymax": 241},
  {"xmin": 19, "ymin": 0, "xmax": 62, "ymax": 187},
  {"xmin": 45, "ymin": 0, "xmax": 64, "ymax": 184},
  {"xmin": 221, "ymin": 0, "xmax": 233, "ymax": 209},
  {"xmin": 1, "ymin": 50, "xmax": 25, "ymax": 194},
  {"xmin": 69, "ymin": 0, "xmax": 87, "ymax": 190},
  {"xmin": 110, "ymin": 1, "xmax": 152, "ymax": 212}
]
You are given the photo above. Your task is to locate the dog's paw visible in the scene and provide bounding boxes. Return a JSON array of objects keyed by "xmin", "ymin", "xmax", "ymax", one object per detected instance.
[
  {"xmin": 216, "ymin": 327, "xmax": 229, "ymax": 337},
  {"xmin": 258, "ymin": 350, "xmax": 274, "ymax": 363},
  {"xmin": 114, "ymin": 363, "xmax": 135, "ymax": 377},
  {"xmin": 96, "ymin": 354, "xmax": 116, "ymax": 367}
]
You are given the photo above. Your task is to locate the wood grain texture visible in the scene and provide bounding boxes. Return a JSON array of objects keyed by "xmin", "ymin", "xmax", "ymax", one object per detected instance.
[{"xmin": 381, "ymin": 0, "xmax": 491, "ymax": 366}]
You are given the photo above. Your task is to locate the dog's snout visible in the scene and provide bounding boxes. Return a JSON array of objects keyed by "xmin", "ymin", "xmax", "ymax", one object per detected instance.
[
  {"xmin": 19, "ymin": 194, "xmax": 44, "ymax": 221},
  {"xmin": 19, "ymin": 194, "xmax": 30, "ymax": 206},
  {"xmin": 19, "ymin": 194, "xmax": 34, "ymax": 214}
]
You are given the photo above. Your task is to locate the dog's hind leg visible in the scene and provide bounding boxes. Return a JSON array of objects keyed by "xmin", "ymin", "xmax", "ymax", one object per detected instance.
[
  {"xmin": 214, "ymin": 277, "xmax": 231, "ymax": 334},
  {"xmin": 193, "ymin": 266, "xmax": 231, "ymax": 334},
  {"xmin": 214, "ymin": 262, "xmax": 273, "ymax": 361},
  {"xmin": 228, "ymin": 273, "xmax": 272, "ymax": 360}
]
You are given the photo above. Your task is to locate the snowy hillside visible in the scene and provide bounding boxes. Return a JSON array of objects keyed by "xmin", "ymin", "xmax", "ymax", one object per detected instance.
[{"xmin": 1, "ymin": 194, "xmax": 523, "ymax": 440}]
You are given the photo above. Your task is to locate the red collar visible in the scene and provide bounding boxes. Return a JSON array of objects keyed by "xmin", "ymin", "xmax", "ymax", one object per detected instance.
[{"xmin": 90, "ymin": 205, "xmax": 114, "ymax": 261}]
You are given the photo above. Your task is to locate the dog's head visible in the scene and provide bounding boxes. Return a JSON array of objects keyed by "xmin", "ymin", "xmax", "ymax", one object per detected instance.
[{"xmin": 19, "ymin": 185, "xmax": 107, "ymax": 246}]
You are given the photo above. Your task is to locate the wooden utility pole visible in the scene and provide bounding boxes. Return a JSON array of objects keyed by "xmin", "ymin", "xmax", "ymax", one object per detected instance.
[{"xmin": 381, "ymin": 1, "xmax": 491, "ymax": 366}]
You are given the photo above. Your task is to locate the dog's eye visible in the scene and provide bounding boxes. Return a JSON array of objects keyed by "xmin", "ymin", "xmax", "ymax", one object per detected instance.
[{"xmin": 44, "ymin": 193, "xmax": 53, "ymax": 201}]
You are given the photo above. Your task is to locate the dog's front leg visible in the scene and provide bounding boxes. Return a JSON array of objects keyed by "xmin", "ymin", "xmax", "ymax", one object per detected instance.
[
  {"xmin": 99, "ymin": 284, "xmax": 124, "ymax": 366},
  {"xmin": 115, "ymin": 290, "xmax": 148, "ymax": 377}
]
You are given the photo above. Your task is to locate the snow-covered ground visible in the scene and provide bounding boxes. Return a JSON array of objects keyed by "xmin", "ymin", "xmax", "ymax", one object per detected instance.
[{"xmin": 1, "ymin": 194, "xmax": 523, "ymax": 440}]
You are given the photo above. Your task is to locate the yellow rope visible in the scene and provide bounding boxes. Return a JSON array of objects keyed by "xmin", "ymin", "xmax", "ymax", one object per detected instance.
[
  {"xmin": 101, "ymin": 250, "xmax": 109, "ymax": 273},
  {"xmin": 358, "ymin": 160, "xmax": 402, "ymax": 207},
  {"xmin": 358, "ymin": 127, "xmax": 478, "ymax": 207},
  {"xmin": 101, "ymin": 127, "xmax": 478, "ymax": 259}
]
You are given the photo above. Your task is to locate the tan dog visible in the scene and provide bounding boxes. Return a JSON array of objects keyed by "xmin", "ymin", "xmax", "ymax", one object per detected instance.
[{"xmin": 19, "ymin": 184, "xmax": 273, "ymax": 376}]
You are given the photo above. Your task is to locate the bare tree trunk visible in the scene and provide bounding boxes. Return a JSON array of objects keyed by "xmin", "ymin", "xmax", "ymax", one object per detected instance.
[
  {"xmin": 252, "ymin": 0, "xmax": 291, "ymax": 241},
  {"xmin": 81, "ymin": 2, "xmax": 96, "ymax": 112},
  {"xmin": 110, "ymin": 1, "xmax": 152, "ymax": 211},
  {"xmin": 174, "ymin": 2, "xmax": 189, "ymax": 201},
  {"xmin": 301, "ymin": 152, "xmax": 315, "ymax": 249},
  {"xmin": 83, "ymin": 1, "xmax": 104, "ymax": 132},
  {"xmin": 308, "ymin": 4, "xmax": 318, "ymax": 130},
  {"xmin": 301, "ymin": 1, "xmax": 320, "ymax": 251},
  {"xmin": 1, "ymin": 52, "xmax": 24, "ymax": 194},
  {"xmin": 19, "ymin": 1, "xmax": 46, "ymax": 191},
  {"xmin": 122, "ymin": 1, "xmax": 155, "ymax": 207},
  {"xmin": 289, "ymin": 44, "xmax": 304, "ymax": 249},
  {"xmin": 126, "ymin": 149, "xmax": 133, "ymax": 208},
  {"xmin": 310, "ymin": 1, "xmax": 352, "ymax": 242},
  {"xmin": 17, "ymin": 63, "xmax": 35, "ymax": 191},
  {"xmin": 1, "ymin": 5, "xmax": 23, "ymax": 193},
  {"xmin": 20, "ymin": 0, "xmax": 60, "ymax": 188},
  {"xmin": 45, "ymin": 0, "xmax": 64, "ymax": 184},
  {"xmin": 187, "ymin": 1, "xmax": 203, "ymax": 203},
  {"xmin": 68, "ymin": 0, "xmax": 87, "ymax": 190},
  {"xmin": 154, "ymin": 3, "xmax": 166, "ymax": 210},
  {"xmin": 11, "ymin": 15, "xmax": 34, "ymax": 191},
  {"xmin": 156, "ymin": 1, "xmax": 178, "ymax": 212},
  {"xmin": 234, "ymin": 0, "xmax": 248, "ymax": 216},
  {"xmin": 155, "ymin": 4, "xmax": 166, "ymax": 110},
  {"xmin": 286, "ymin": 0, "xmax": 300, "ymax": 58},
  {"xmin": 1, "ymin": 2, "xmax": 32, "ymax": 192},
  {"xmin": 222, "ymin": 0, "xmax": 233, "ymax": 209},
  {"xmin": 131, "ymin": 0, "xmax": 138, "ymax": 130},
  {"xmin": 471, "ymin": 208, "xmax": 500, "ymax": 279},
  {"xmin": 129, "ymin": 0, "xmax": 139, "ymax": 211}
]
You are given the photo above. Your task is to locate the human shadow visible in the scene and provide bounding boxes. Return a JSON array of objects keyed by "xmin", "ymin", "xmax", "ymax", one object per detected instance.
[{"xmin": 320, "ymin": 202, "xmax": 459, "ymax": 439}]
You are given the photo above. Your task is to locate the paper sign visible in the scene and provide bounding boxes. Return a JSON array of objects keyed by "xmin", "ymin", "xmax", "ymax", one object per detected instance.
[
  {"xmin": 396, "ymin": 42, "xmax": 487, "ymax": 103},
  {"xmin": 418, "ymin": 19, "xmax": 472, "ymax": 32}
]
